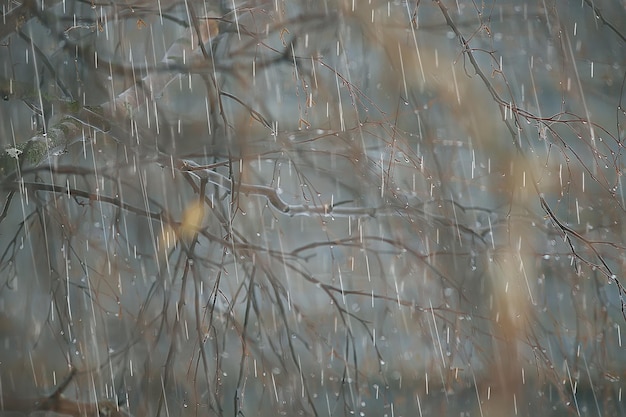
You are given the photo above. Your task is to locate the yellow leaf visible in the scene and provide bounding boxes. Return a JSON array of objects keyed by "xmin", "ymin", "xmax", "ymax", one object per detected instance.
[{"xmin": 179, "ymin": 200, "xmax": 205, "ymax": 239}]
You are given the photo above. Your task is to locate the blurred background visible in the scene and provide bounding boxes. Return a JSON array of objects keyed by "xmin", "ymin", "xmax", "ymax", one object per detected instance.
[{"xmin": 0, "ymin": 0, "xmax": 625, "ymax": 416}]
